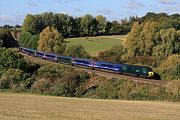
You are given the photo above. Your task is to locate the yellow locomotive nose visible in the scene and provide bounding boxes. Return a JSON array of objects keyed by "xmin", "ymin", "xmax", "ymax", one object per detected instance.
[{"xmin": 148, "ymin": 72, "xmax": 154, "ymax": 78}]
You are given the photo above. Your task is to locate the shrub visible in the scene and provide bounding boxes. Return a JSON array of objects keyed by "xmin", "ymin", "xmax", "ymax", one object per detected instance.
[
  {"xmin": 65, "ymin": 44, "xmax": 90, "ymax": 58},
  {"xmin": 166, "ymin": 80, "xmax": 180, "ymax": 101},
  {"xmin": 32, "ymin": 78, "xmax": 53, "ymax": 94},
  {"xmin": 0, "ymin": 48, "xmax": 27, "ymax": 70},
  {"xmin": 0, "ymin": 69, "xmax": 30, "ymax": 89},
  {"xmin": 91, "ymin": 78, "xmax": 179, "ymax": 101},
  {"xmin": 155, "ymin": 54, "xmax": 180, "ymax": 80},
  {"xmin": 98, "ymin": 45, "xmax": 125, "ymax": 63}
]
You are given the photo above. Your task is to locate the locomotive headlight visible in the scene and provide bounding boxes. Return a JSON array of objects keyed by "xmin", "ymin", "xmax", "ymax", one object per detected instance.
[{"xmin": 148, "ymin": 72, "xmax": 154, "ymax": 78}]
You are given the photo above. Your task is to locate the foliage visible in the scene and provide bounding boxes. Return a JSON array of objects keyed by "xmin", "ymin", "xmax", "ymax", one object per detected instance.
[
  {"xmin": 22, "ymin": 12, "xmax": 132, "ymax": 37},
  {"xmin": 18, "ymin": 32, "xmax": 38, "ymax": 49},
  {"xmin": 90, "ymin": 78, "xmax": 176, "ymax": 101},
  {"xmin": 98, "ymin": 45, "xmax": 125, "ymax": 63},
  {"xmin": 0, "ymin": 69, "xmax": 30, "ymax": 89},
  {"xmin": 96, "ymin": 15, "xmax": 107, "ymax": 35},
  {"xmin": 38, "ymin": 26, "xmax": 66, "ymax": 54},
  {"xmin": 0, "ymin": 48, "xmax": 27, "ymax": 70},
  {"xmin": 124, "ymin": 21, "xmax": 180, "ymax": 57},
  {"xmin": 80, "ymin": 14, "xmax": 97, "ymax": 36},
  {"xmin": 166, "ymin": 80, "xmax": 180, "ymax": 101},
  {"xmin": 65, "ymin": 44, "xmax": 90, "ymax": 58},
  {"xmin": 33, "ymin": 65, "xmax": 90, "ymax": 96},
  {"xmin": 155, "ymin": 54, "xmax": 180, "ymax": 80},
  {"xmin": 126, "ymin": 56, "xmax": 166, "ymax": 67},
  {"xmin": 0, "ymin": 29, "xmax": 18, "ymax": 48}
]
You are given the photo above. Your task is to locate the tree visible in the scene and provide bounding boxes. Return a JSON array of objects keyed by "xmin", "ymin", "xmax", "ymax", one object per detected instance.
[
  {"xmin": 124, "ymin": 22, "xmax": 142, "ymax": 57},
  {"xmin": 19, "ymin": 32, "xmax": 38, "ymax": 49},
  {"xmin": 65, "ymin": 44, "xmax": 90, "ymax": 58},
  {"xmin": 0, "ymin": 48, "xmax": 27, "ymax": 70},
  {"xmin": 0, "ymin": 29, "xmax": 18, "ymax": 48},
  {"xmin": 98, "ymin": 45, "xmax": 125, "ymax": 63},
  {"xmin": 96, "ymin": 15, "xmax": 107, "ymax": 35},
  {"xmin": 81, "ymin": 14, "xmax": 97, "ymax": 36},
  {"xmin": 38, "ymin": 26, "xmax": 65, "ymax": 54},
  {"xmin": 153, "ymin": 28, "xmax": 180, "ymax": 56}
]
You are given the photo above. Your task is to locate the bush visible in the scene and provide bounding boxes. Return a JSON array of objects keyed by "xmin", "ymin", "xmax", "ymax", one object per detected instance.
[
  {"xmin": 0, "ymin": 48, "xmax": 27, "ymax": 70},
  {"xmin": 37, "ymin": 65, "xmax": 73, "ymax": 79},
  {"xmin": 90, "ymin": 78, "xmax": 179, "ymax": 101},
  {"xmin": 155, "ymin": 54, "xmax": 180, "ymax": 80},
  {"xmin": 166, "ymin": 80, "xmax": 180, "ymax": 101},
  {"xmin": 98, "ymin": 45, "xmax": 125, "ymax": 63},
  {"xmin": 34, "ymin": 65, "xmax": 90, "ymax": 96},
  {"xmin": 32, "ymin": 78, "xmax": 53, "ymax": 94},
  {"xmin": 0, "ymin": 69, "xmax": 30, "ymax": 89},
  {"xmin": 65, "ymin": 44, "xmax": 90, "ymax": 58}
]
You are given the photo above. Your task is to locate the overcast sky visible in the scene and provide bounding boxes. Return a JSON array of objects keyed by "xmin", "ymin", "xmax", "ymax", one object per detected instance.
[{"xmin": 0, "ymin": 0, "xmax": 179, "ymax": 25}]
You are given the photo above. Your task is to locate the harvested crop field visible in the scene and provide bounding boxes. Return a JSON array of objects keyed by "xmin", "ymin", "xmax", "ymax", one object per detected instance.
[{"xmin": 0, "ymin": 92, "xmax": 179, "ymax": 120}]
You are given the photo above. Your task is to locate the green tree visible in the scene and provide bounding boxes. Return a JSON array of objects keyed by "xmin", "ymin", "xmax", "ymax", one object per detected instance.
[
  {"xmin": 0, "ymin": 48, "xmax": 27, "ymax": 70},
  {"xmin": 96, "ymin": 15, "xmax": 107, "ymax": 35},
  {"xmin": 19, "ymin": 32, "xmax": 38, "ymax": 49},
  {"xmin": 124, "ymin": 22, "xmax": 142, "ymax": 57},
  {"xmin": 153, "ymin": 28, "xmax": 180, "ymax": 56},
  {"xmin": 81, "ymin": 14, "xmax": 97, "ymax": 36},
  {"xmin": 65, "ymin": 44, "xmax": 90, "ymax": 58},
  {"xmin": 38, "ymin": 26, "xmax": 65, "ymax": 54},
  {"xmin": 98, "ymin": 45, "xmax": 125, "ymax": 63}
]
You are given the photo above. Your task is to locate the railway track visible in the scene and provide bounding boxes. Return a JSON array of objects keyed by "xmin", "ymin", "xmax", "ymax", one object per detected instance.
[{"xmin": 20, "ymin": 52, "xmax": 168, "ymax": 86}]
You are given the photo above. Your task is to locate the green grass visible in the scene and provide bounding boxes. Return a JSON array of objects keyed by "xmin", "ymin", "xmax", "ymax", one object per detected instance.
[
  {"xmin": 0, "ymin": 92, "xmax": 180, "ymax": 120},
  {"xmin": 65, "ymin": 35, "xmax": 124, "ymax": 56}
]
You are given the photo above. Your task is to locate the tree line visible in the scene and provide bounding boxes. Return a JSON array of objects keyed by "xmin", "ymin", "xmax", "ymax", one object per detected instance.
[
  {"xmin": 124, "ymin": 14, "xmax": 180, "ymax": 57},
  {"xmin": 22, "ymin": 12, "xmax": 132, "ymax": 37}
]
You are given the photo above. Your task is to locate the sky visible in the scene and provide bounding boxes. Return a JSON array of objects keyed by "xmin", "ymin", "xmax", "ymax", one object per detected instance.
[{"xmin": 0, "ymin": 0, "xmax": 179, "ymax": 26}]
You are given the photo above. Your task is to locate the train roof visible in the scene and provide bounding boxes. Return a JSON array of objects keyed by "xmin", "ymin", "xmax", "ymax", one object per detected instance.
[
  {"xmin": 46, "ymin": 53, "xmax": 58, "ymax": 56},
  {"xmin": 58, "ymin": 55, "xmax": 72, "ymax": 59},
  {"xmin": 96, "ymin": 61, "xmax": 121, "ymax": 65},
  {"xmin": 122, "ymin": 63, "xmax": 152, "ymax": 69},
  {"xmin": 74, "ymin": 58, "xmax": 93, "ymax": 61}
]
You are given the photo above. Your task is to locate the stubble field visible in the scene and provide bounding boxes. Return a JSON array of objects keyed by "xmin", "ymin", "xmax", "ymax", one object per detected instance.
[{"xmin": 0, "ymin": 92, "xmax": 179, "ymax": 120}]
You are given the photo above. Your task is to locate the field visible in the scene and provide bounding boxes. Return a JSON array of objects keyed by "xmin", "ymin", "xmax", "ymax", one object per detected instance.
[
  {"xmin": 65, "ymin": 35, "xmax": 125, "ymax": 56},
  {"xmin": 0, "ymin": 93, "xmax": 180, "ymax": 120}
]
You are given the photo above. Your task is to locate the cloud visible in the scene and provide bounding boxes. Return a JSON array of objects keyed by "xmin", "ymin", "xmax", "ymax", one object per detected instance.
[
  {"xmin": 126, "ymin": 0, "xmax": 145, "ymax": 9},
  {"xmin": 74, "ymin": 8, "xmax": 82, "ymax": 13},
  {"xmin": 157, "ymin": 0, "xmax": 177, "ymax": 5},
  {"xmin": 27, "ymin": 2, "xmax": 39, "ymax": 7},
  {"xmin": 0, "ymin": 15, "xmax": 24, "ymax": 25},
  {"xmin": 96, "ymin": 9, "xmax": 113, "ymax": 15},
  {"xmin": 0, "ymin": 15, "xmax": 11, "ymax": 21}
]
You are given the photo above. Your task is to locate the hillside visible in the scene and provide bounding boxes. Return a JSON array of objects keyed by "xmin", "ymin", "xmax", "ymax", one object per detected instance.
[
  {"xmin": 0, "ymin": 93, "xmax": 180, "ymax": 120},
  {"xmin": 65, "ymin": 35, "xmax": 124, "ymax": 56}
]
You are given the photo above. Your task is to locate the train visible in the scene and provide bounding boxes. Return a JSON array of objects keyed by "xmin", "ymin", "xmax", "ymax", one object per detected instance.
[{"xmin": 19, "ymin": 47, "xmax": 155, "ymax": 78}]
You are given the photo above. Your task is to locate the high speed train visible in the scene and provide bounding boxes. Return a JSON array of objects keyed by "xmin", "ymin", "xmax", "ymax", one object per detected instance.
[{"xmin": 19, "ymin": 47, "xmax": 155, "ymax": 78}]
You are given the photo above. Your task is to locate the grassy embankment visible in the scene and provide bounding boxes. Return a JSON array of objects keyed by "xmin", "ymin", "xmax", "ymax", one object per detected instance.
[
  {"xmin": 0, "ymin": 92, "xmax": 179, "ymax": 120},
  {"xmin": 65, "ymin": 35, "xmax": 125, "ymax": 56}
]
